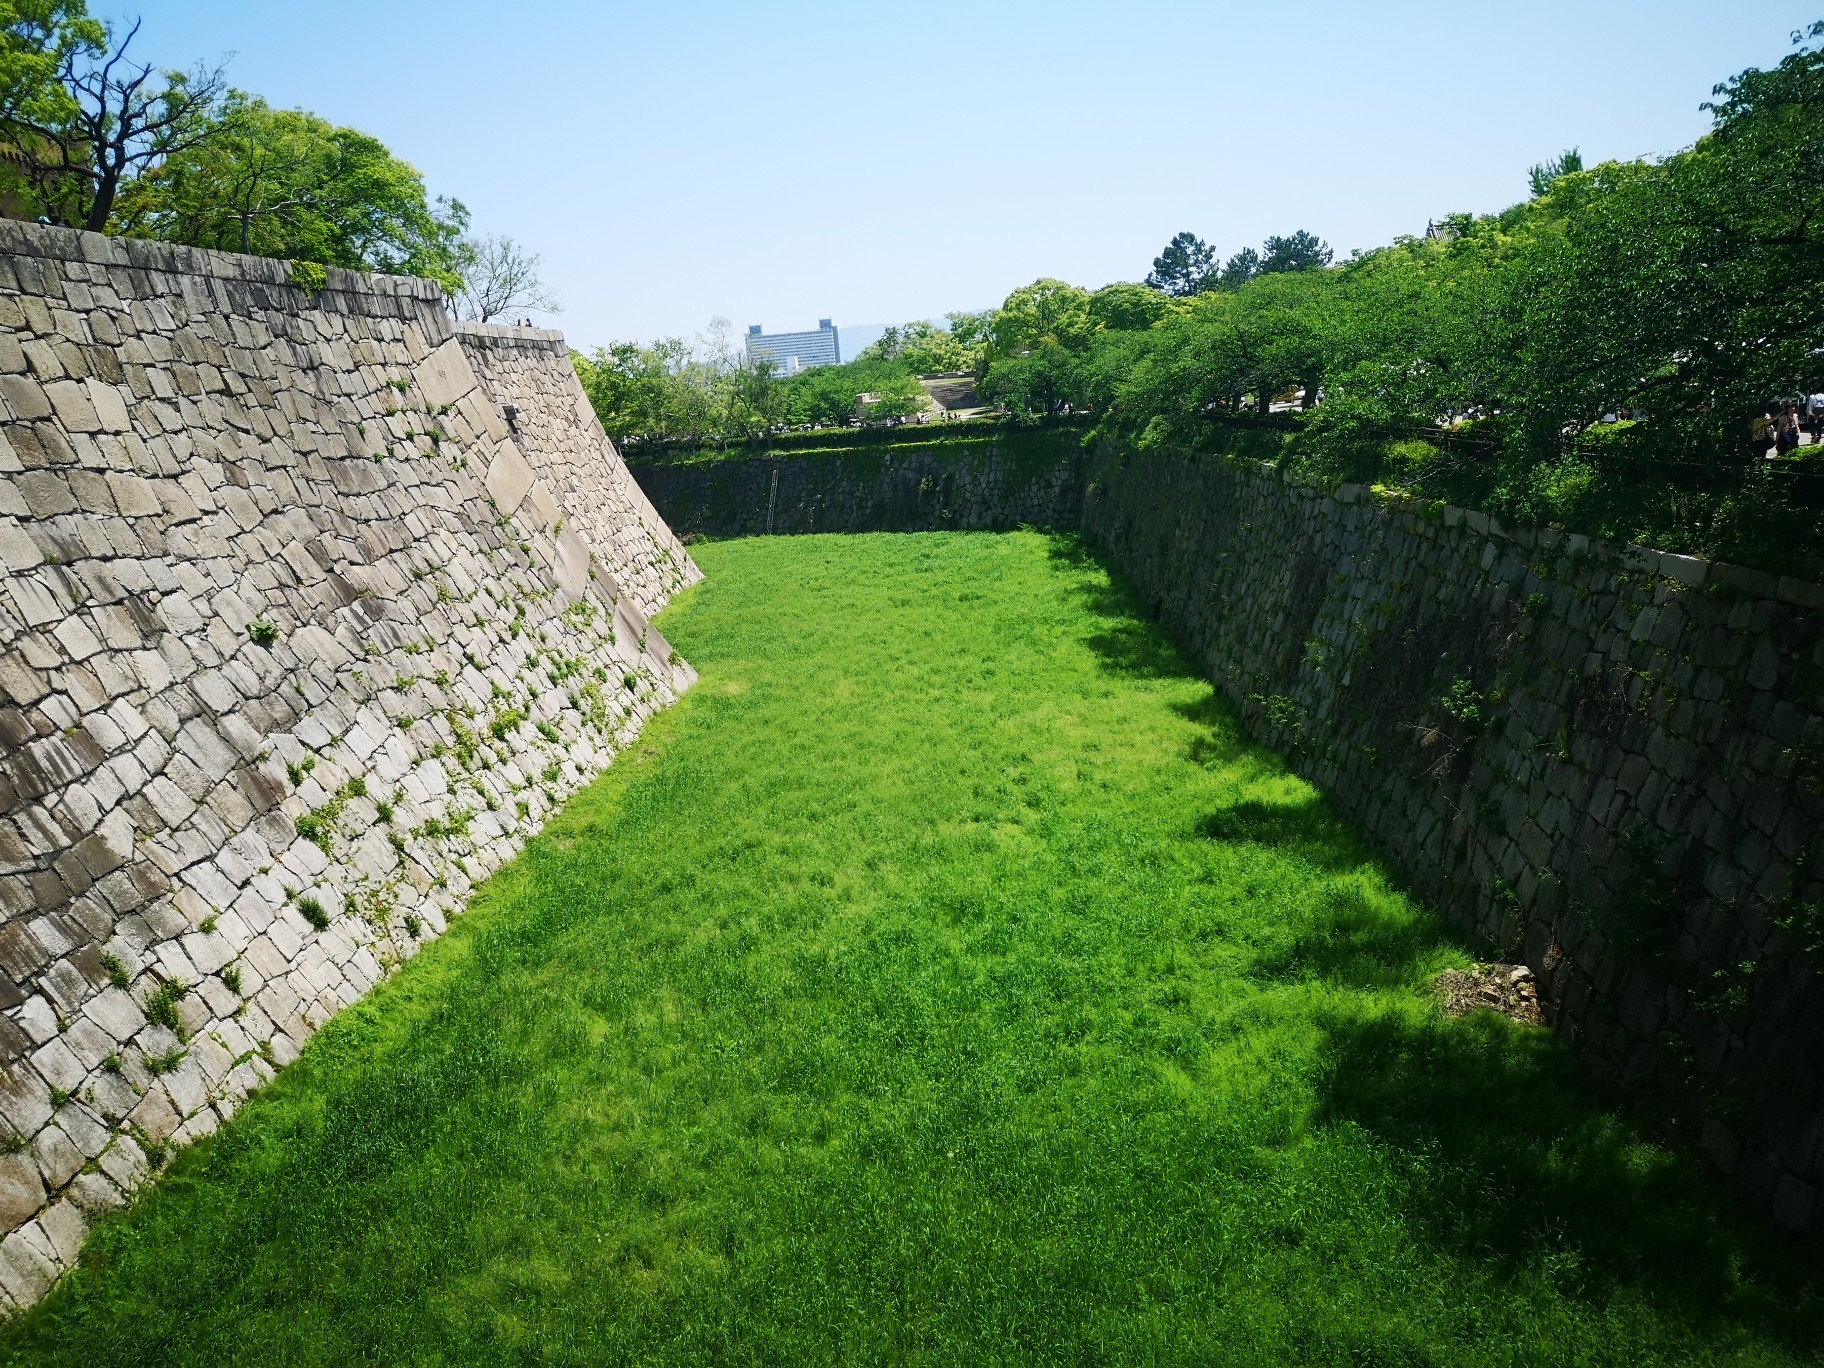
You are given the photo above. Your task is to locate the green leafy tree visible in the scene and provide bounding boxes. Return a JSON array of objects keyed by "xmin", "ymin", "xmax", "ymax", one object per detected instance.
[
  {"xmin": 858, "ymin": 319, "xmax": 979, "ymax": 373},
  {"xmin": 1087, "ymin": 282, "xmax": 1174, "ymax": 331},
  {"xmin": 574, "ymin": 339, "xmax": 693, "ymax": 444},
  {"xmin": 115, "ymin": 93, "xmax": 469, "ymax": 287},
  {"xmin": 979, "ymin": 279, "xmax": 1102, "ymax": 415},
  {"xmin": 945, "ymin": 309, "xmax": 994, "ymax": 351},
  {"xmin": 1145, "ymin": 230, "xmax": 1215, "ymax": 296},
  {"xmin": 978, "ymin": 342, "xmax": 1083, "ymax": 417},
  {"xmin": 854, "ymin": 369, "xmax": 929, "ymax": 422},
  {"xmin": 990, "ymin": 279, "xmax": 1097, "ymax": 356},
  {"xmin": 0, "ymin": 1, "xmax": 98, "ymax": 209},
  {"xmin": 1527, "ymin": 146, "xmax": 1584, "ymax": 197},
  {"xmin": 1217, "ymin": 246, "xmax": 1260, "ymax": 290},
  {"xmin": 1259, "ymin": 230, "xmax": 1333, "ymax": 275},
  {"xmin": 782, "ymin": 358, "xmax": 920, "ymax": 427}
]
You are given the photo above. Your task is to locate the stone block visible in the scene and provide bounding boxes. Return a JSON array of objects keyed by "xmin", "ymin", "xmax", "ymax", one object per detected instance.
[
  {"xmin": 0, "ymin": 1227, "xmax": 55, "ymax": 1304},
  {"xmin": 42, "ymin": 379, "xmax": 98, "ymax": 432},
  {"xmin": 1772, "ymin": 1173, "xmax": 1817, "ymax": 1231},
  {"xmin": 0, "ymin": 1154, "xmax": 45, "ymax": 1232},
  {"xmin": 37, "ymin": 1199, "xmax": 85, "ymax": 1266},
  {"xmin": 485, "ymin": 442, "xmax": 536, "ymax": 515},
  {"xmin": 31, "ymin": 1127, "xmax": 81, "ymax": 1192},
  {"xmin": 555, "ymin": 528, "xmax": 591, "ymax": 602},
  {"xmin": 10, "ymin": 471, "xmax": 75, "ymax": 518}
]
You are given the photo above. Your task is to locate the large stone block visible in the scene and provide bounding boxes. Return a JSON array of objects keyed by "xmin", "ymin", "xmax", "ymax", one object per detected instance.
[{"xmin": 484, "ymin": 442, "xmax": 535, "ymax": 515}]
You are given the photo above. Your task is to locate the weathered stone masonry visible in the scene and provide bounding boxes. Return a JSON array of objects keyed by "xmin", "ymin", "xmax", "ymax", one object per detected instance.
[
  {"xmin": 627, "ymin": 426, "xmax": 1086, "ymax": 539},
  {"xmin": 0, "ymin": 221, "xmax": 698, "ymax": 1310},
  {"xmin": 630, "ymin": 436, "xmax": 1824, "ymax": 1234}
]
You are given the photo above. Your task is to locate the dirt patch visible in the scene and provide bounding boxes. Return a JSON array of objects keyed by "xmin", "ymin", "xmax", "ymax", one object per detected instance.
[{"xmin": 1436, "ymin": 963, "xmax": 1543, "ymax": 1025}]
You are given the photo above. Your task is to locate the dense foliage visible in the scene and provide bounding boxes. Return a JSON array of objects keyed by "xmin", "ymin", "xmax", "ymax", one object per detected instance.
[
  {"xmin": 111, "ymin": 93, "xmax": 470, "ymax": 289},
  {"xmin": 572, "ymin": 322, "xmax": 964, "ymax": 448},
  {"xmin": 0, "ymin": 1, "xmax": 535, "ymax": 300},
  {"xmin": 965, "ymin": 27, "xmax": 1824, "ymax": 570}
]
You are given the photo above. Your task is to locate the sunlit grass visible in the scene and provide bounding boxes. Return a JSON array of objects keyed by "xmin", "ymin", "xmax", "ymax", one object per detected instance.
[{"xmin": 5, "ymin": 531, "xmax": 1816, "ymax": 1365}]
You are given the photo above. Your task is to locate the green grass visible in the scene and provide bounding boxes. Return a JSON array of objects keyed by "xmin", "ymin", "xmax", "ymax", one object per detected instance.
[{"xmin": 6, "ymin": 532, "xmax": 1818, "ymax": 1365}]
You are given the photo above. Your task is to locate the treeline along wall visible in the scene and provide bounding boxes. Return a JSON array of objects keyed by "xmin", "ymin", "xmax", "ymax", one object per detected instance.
[
  {"xmin": 0, "ymin": 221, "xmax": 698, "ymax": 1310},
  {"xmin": 626, "ymin": 432, "xmax": 1824, "ymax": 1234}
]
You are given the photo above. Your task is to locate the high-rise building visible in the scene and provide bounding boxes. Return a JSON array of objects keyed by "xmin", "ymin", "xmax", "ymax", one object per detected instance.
[{"xmin": 745, "ymin": 319, "xmax": 841, "ymax": 374}]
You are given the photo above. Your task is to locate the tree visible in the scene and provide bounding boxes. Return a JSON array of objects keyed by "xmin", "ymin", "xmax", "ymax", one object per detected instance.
[
  {"xmin": 858, "ymin": 318, "xmax": 978, "ymax": 373},
  {"xmin": 1259, "ymin": 230, "xmax": 1333, "ymax": 275},
  {"xmin": 575, "ymin": 339, "xmax": 689, "ymax": 442},
  {"xmin": 453, "ymin": 234, "xmax": 559, "ymax": 323},
  {"xmin": 1146, "ymin": 230, "xmax": 1215, "ymax": 296},
  {"xmin": 0, "ymin": 9, "xmax": 224, "ymax": 230},
  {"xmin": 0, "ymin": 2, "xmax": 99, "ymax": 207},
  {"xmin": 946, "ymin": 310, "xmax": 993, "ymax": 348},
  {"xmin": 112, "ymin": 92, "xmax": 324, "ymax": 253},
  {"xmin": 778, "ymin": 358, "xmax": 898, "ymax": 427},
  {"xmin": 990, "ymin": 278, "xmax": 1096, "ymax": 356},
  {"xmin": 1087, "ymin": 282, "xmax": 1173, "ymax": 331},
  {"xmin": 1218, "ymin": 247, "xmax": 1260, "ymax": 290},
  {"xmin": 115, "ymin": 94, "xmax": 470, "ymax": 289},
  {"xmin": 854, "ymin": 370, "xmax": 928, "ymax": 422},
  {"xmin": 978, "ymin": 342, "xmax": 1082, "ymax": 416},
  {"xmin": 1528, "ymin": 146, "xmax": 1584, "ymax": 198}
]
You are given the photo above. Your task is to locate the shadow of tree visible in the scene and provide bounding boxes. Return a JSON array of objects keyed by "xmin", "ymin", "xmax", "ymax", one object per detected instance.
[
  {"xmin": 1198, "ymin": 796, "xmax": 1370, "ymax": 873},
  {"xmin": 1311, "ymin": 1007, "xmax": 1823, "ymax": 1347},
  {"xmin": 1044, "ymin": 531, "xmax": 1201, "ymax": 680},
  {"xmin": 1039, "ymin": 530, "xmax": 1824, "ymax": 1339},
  {"xmin": 1267, "ymin": 883, "xmax": 1448, "ymax": 990}
]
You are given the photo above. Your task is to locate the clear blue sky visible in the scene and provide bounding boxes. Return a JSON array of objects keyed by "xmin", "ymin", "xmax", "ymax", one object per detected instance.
[{"xmin": 131, "ymin": 1, "xmax": 1806, "ymax": 351}]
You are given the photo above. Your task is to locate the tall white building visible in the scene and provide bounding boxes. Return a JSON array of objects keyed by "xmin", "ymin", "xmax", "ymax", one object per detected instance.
[{"xmin": 745, "ymin": 319, "xmax": 841, "ymax": 374}]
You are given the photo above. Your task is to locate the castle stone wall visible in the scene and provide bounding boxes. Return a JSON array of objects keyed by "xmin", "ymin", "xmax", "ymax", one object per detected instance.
[
  {"xmin": 0, "ymin": 223, "xmax": 697, "ymax": 1310},
  {"xmin": 626, "ymin": 429, "xmax": 1086, "ymax": 539}
]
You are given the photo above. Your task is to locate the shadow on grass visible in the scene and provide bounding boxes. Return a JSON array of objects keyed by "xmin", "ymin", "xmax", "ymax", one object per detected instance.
[
  {"xmin": 1312, "ymin": 1007, "xmax": 1824, "ymax": 1347},
  {"xmin": 1048, "ymin": 524, "xmax": 1824, "ymax": 1334},
  {"xmin": 1044, "ymin": 531, "xmax": 1200, "ymax": 680},
  {"xmin": 1197, "ymin": 796, "xmax": 1369, "ymax": 874}
]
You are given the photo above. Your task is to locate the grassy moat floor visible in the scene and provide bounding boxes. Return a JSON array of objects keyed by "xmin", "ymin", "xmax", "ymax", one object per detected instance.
[{"xmin": 4, "ymin": 532, "xmax": 1819, "ymax": 1365}]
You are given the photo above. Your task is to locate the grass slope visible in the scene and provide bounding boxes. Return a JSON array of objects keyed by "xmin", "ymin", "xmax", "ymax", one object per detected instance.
[{"xmin": 4, "ymin": 532, "xmax": 1818, "ymax": 1365}]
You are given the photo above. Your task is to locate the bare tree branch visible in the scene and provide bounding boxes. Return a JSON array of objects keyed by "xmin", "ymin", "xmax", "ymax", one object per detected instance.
[
  {"xmin": 0, "ymin": 15, "xmax": 227, "ymax": 230},
  {"xmin": 452, "ymin": 234, "xmax": 560, "ymax": 323}
]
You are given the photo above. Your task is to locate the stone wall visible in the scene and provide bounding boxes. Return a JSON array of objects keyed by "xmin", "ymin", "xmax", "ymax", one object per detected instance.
[
  {"xmin": 0, "ymin": 221, "xmax": 698, "ymax": 1310},
  {"xmin": 1091, "ymin": 448, "xmax": 1824, "ymax": 1232},
  {"xmin": 626, "ymin": 424, "xmax": 1086, "ymax": 539},
  {"xmin": 626, "ymin": 435, "xmax": 1824, "ymax": 1233}
]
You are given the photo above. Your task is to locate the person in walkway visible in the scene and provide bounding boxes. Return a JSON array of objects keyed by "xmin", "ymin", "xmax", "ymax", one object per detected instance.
[
  {"xmin": 1779, "ymin": 402, "xmax": 1803, "ymax": 454},
  {"xmin": 1753, "ymin": 406, "xmax": 1776, "ymax": 456},
  {"xmin": 1807, "ymin": 389, "xmax": 1824, "ymax": 444}
]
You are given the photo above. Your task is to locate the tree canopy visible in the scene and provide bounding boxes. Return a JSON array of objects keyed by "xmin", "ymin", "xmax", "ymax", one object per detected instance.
[
  {"xmin": 856, "ymin": 318, "xmax": 979, "ymax": 374},
  {"xmin": 959, "ymin": 25, "xmax": 1824, "ymax": 569},
  {"xmin": 1145, "ymin": 231, "xmax": 1214, "ymax": 296},
  {"xmin": 112, "ymin": 92, "xmax": 470, "ymax": 288},
  {"xmin": 0, "ymin": 2, "xmax": 531, "ymax": 303}
]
